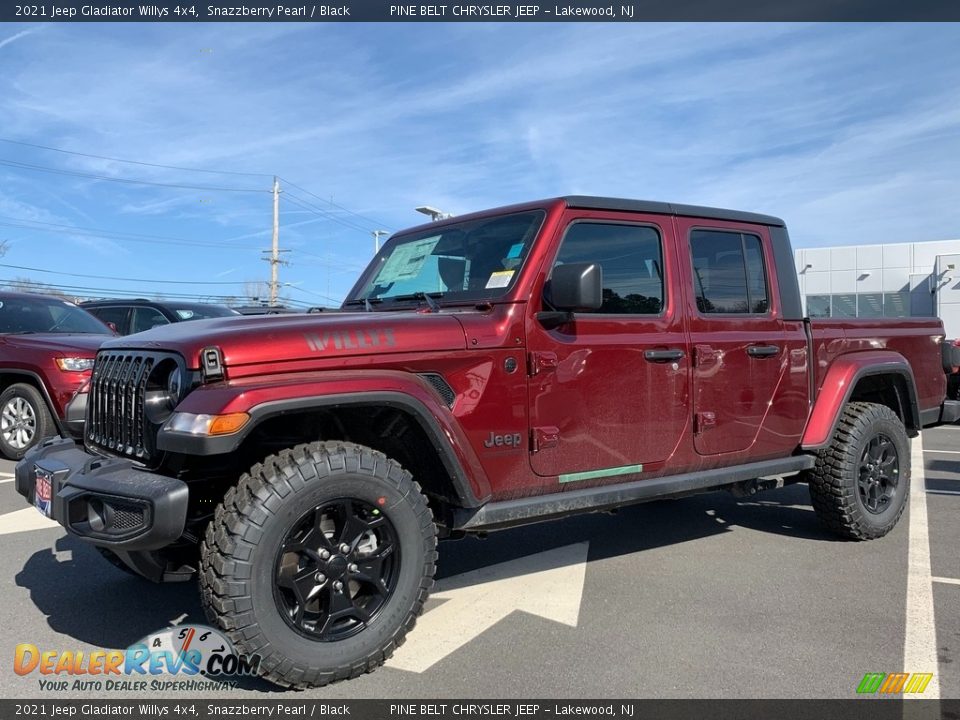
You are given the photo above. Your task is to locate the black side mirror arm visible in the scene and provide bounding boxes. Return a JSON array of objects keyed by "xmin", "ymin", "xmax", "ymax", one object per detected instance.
[{"xmin": 536, "ymin": 311, "xmax": 573, "ymax": 330}]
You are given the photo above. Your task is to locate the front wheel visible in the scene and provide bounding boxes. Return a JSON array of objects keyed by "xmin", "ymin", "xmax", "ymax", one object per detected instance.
[
  {"xmin": 199, "ymin": 441, "xmax": 437, "ymax": 688},
  {"xmin": 0, "ymin": 383, "xmax": 55, "ymax": 460},
  {"xmin": 806, "ymin": 401, "xmax": 911, "ymax": 540}
]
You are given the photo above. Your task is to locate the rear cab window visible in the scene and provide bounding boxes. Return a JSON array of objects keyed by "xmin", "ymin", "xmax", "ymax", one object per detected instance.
[{"xmin": 689, "ymin": 229, "xmax": 769, "ymax": 314}]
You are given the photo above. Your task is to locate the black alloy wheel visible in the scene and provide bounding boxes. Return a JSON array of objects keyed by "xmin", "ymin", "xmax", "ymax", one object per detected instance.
[
  {"xmin": 806, "ymin": 401, "xmax": 911, "ymax": 540},
  {"xmin": 274, "ymin": 498, "xmax": 400, "ymax": 641},
  {"xmin": 857, "ymin": 434, "xmax": 900, "ymax": 515}
]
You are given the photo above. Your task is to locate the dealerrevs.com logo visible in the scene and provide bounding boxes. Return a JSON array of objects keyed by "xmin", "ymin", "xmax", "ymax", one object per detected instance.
[{"xmin": 14, "ymin": 624, "xmax": 261, "ymax": 692}]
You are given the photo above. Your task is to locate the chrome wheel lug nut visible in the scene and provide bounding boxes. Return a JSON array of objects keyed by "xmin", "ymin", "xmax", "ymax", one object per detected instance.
[
  {"xmin": 315, "ymin": 572, "xmax": 326, "ymax": 583},
  {"xmin": 348, "ymin": 563, "xmax": 358, "ymax": 573},
  {"xmin": 339, "ymin": 543, "xmax": 350, "ymax": 554},
  {"xmin": 319, "ymin": 549, "xmax": 331, "ymax": 560},
  {"xmin": 333, "ymin": 580, "xmax": 343, "ymax": 591}
]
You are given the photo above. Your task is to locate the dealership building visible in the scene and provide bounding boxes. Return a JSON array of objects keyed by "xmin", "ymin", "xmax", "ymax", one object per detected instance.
[{"xmin": 794, "ymin": 239, "xmax": 960, "ymax": 339}]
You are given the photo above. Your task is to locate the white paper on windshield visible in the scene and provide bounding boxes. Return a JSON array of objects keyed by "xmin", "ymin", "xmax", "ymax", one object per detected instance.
[
  {"xmin": 485, "ymin": 270, "xmax": 515, "ymax": 289},
  {"xmin": 375, "ymin": 236, "xmax": 441, "ymax": 284}
]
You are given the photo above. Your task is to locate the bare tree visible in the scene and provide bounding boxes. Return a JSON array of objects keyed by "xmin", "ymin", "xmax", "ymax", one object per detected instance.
[
  {"xmin": 243, "ymin": 280, "xmax": 271, "ymax": 304},
  {"xmin": 4, "ymin": 276, "xmax": 71, "ymax": 300}
]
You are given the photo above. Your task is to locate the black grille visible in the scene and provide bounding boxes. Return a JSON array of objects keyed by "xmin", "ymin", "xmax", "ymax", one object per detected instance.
[
  {"xmin": 109, "ymin": 503, "xmax": 145, "ymax": 531},
  {"xmin": 87, "ymin": 350, "xmax": 165, "ymax": 462},
  {"xmin": 419, "ymin": 373, "xmax": 455, "ymax": 408}
]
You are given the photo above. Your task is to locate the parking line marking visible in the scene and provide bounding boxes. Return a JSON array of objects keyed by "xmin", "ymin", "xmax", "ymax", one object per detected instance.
[
  {"xmin": 0, "ymin": 507, "xmax": 59, "ymax": 535},
  {"xmin": 903, "ymin": 435, "xmax": 940, "ymax": 702},
  {"xmin": 932, "ymin": 577, "xmax": 960, "ymax": 586},
  {"xmin": 922, "ymin": 449, "xmax": 960, "ymax": 455},
  {"xmin": 0, "ymin": 477, "xmax": 15, "ymax": 484},
  {"xmin": 927, "ymin": 490, "xmax": 960, "ymax": 497}
]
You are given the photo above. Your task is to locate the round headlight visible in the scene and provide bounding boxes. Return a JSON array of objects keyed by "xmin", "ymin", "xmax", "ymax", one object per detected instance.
[{"xmin": 166, "ymin": 367, "xmax": 182, "ymax": 407}]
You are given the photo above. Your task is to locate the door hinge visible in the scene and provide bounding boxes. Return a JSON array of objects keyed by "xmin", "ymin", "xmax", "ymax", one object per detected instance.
[
  {"xmin": 529, "ymin": 351, "xmax": 558, "ymax": 376},
  {"xmin": 532, "ymin": 426, "xmax": 560, "ymax": 453},
  {"xmin": 694, "ymin": 411, "xmax": 716, "ymax": 434}
]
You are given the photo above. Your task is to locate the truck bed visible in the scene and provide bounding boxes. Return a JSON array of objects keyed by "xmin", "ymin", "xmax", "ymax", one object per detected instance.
[{"xmin": 809, "ymin": 318, "xmax": 947, "ymax": 417}]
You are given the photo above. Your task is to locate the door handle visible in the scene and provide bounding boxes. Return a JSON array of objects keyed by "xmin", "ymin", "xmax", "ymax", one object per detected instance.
[
  {"xmin": 747, "ymin": 344, "xmax": 780, "ymax": 358},
  {"xmin": 644, "ymin": 348, "xmax": 685, "ymax": 363}
]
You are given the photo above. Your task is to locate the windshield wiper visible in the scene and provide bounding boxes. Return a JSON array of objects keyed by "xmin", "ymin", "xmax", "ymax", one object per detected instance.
[
  {"xmin": 390, "ymin": 292, "xmax": 442, "ymax": 312},
  {"xmin": 342, "ymin": 298, "xmax": 383, "ymax": 312}
]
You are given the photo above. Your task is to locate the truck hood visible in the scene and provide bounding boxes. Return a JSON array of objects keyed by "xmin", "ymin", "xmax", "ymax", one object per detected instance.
[
  {"xmin": 0, "ymin": 333, "xmax": 113, "ymax": 355},
  {"xmin": 101, "ymin": 312, "xmax": 469, "ymax": 368}
]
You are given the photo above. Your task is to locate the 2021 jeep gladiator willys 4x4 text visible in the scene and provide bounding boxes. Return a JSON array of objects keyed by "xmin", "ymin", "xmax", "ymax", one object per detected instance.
[{"xmin": 16, "ymin": 196, "xmax": 960, "ymax": 688}]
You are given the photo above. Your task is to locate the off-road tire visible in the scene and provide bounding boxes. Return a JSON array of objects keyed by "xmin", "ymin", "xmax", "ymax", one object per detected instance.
[
  {"xmin": 807, "ymin": 401, "xmax": 910, "ymax": 540},
  {"xmin": 0, "ymin": 383, "xmax": 55, "ymax": 461},
  {"xmin": 199, "ymin": 441, "xmax": 437, "ymax": 689}
]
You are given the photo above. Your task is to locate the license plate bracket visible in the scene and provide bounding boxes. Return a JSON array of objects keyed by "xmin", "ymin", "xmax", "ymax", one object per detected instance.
[{"xmin": 34, "ymin": 466, "xmax": 53, "ymax": 518}]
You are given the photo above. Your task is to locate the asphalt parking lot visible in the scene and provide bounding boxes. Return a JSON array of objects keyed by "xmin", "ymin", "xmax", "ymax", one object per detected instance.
[{"xmin": 0, "ymin": 427, "xmax": 957, "ymax": 700}]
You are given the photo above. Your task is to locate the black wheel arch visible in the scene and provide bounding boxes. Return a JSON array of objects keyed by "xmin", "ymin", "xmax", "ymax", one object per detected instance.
[{"xmin": 159, "ymin": 391, "xmax": 488, "ymax": 510}]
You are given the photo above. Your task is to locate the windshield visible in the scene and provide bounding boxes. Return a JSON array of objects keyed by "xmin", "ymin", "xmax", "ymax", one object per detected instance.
[
  {"xmin": 345, "ymin": 210, "xmax": 545, "ymax": 306},
  {"xmin": 166, "ymin": 303, "xmax": 240, "ymax": 321},
  {"xmin": 0, "ymin": 295, "xmax": 113, "ymax": 335}
]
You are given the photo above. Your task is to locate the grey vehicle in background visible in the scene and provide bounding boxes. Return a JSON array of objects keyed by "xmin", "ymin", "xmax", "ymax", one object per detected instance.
[{"xmin": 80, "ymin": 299, "xmax": 239, "ymax": 335}]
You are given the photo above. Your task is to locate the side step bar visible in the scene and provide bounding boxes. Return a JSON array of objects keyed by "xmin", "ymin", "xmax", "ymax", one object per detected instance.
[{"xmin": 453, "ymin": 455, "xmax": 815, "ymax": 532}]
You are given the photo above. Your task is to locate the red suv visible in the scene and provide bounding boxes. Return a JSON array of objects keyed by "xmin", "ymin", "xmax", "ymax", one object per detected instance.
[{"xmin": 0, "ymin": 292, "xmax": 114, "ymax": 459}]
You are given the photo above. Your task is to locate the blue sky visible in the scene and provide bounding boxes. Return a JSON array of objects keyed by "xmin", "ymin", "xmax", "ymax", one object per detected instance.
[{"xmin": 0, "ymin": 22, "xmax": 958, "ymax": 306}]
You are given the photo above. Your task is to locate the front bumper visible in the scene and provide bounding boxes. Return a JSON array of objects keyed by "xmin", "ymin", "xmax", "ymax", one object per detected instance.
[{"xmin": 15, "ymin": 437, "xmax": 188, "ymax": 551}]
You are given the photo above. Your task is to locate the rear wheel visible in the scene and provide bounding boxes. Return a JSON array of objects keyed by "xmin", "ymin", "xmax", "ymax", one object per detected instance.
[
  {"xmin": 807, "ymin": 401, "xmax": 910, "ymax": 540},
  {"xmin": 0, "ymin": 383, "xmax": 55, "ymax": 461},
  {"xmin": 199, "ymin": 441, "xmax": 437, "ymax": 688}
]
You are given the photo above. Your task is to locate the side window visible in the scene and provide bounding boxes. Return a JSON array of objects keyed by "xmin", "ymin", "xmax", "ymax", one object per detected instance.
[
  {"xmin": 89, "ymin": 306, "xmax": 130, "ymax": 333},
  {"xmin": 130, "ymin": 307, "xmax": 169, "ymax": 334},
  {"xmin": 690, "ymin": 230, "xmax": 769, "ymax": 314},
  {"xmin": 553, "ymin": 222, "xmax": 664, "ymax": 314}
]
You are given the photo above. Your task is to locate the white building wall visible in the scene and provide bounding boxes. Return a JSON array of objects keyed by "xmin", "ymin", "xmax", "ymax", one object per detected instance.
[{"xmin": 794, "ymin": 238, "xmax": 960, "ymax": 337}]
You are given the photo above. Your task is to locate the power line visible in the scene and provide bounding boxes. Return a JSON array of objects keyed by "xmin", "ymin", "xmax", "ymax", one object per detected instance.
[
  {"xmin": 278, "ymin": 176, "xmax": 390, "ymax": 230},
  {"xmin": 286, "ymin": 285, "xmax": 342, "ymax": 304},
  {"xmin": 281, "ymin": 191, "xmax": 381, "ymax": 236},
  {"xmin": 0, "ymin": 262, "xmax": 250, "ymax": 286},
  {"xmin": 0, "ymin": 138, "xmax": 388, "ymax": 229},
  {"xmin": 0, "ymin": 214, "xmax": 264, "ymax": 251},
  {"xmin": 0, "ymin": 158, "xmax": 270, "ymax": 193},
  {"xmin": 0, "ymin": 137, "xmax": 273, "ymax": 178}
]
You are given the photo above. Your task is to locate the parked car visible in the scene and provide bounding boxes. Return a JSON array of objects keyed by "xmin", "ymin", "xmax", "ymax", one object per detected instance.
[
  {"xmin": 232, "ymin": 304, "xmax": 300, "ymax": 315},
  {"xmin": 81, "ymin": 299, "xmax": 239, "ymax": 335},
  {"xmin": 15, "ymin": 196, "xmax": 960, "ymax": 688},
  {"xmin": 0, "ymin": 291, "xmax": 114, "ymax": 459}
]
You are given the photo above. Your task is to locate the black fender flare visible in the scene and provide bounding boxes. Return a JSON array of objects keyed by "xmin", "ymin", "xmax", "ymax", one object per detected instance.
[{"xmin": 158, "ymin": 391, "xmax": 489, "ymax": 508}]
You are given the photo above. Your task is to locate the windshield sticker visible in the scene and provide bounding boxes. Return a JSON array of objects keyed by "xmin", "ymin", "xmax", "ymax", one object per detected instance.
[
  {"xmin": 485, "ymin": 270, "xmax": 515, "ymax": 289},
  {"xmin": 506, "ymin": 242, "xmax": 524, "ymax": 259},
  {"xmin": 375, "ymin": 236, "xmax": 441, "ymax": 284}
]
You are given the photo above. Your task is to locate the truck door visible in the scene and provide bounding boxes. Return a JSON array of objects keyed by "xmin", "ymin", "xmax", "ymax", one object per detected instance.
[
  {"xmin": 527, "ymin": 211, "xmax": 691, "ymax": 480},
  {"xmin": 676, "ymin": 219, "xmax": 807, "ymax": 457}
]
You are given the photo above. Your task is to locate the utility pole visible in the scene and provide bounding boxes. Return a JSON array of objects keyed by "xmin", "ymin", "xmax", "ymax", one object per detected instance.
[
  {"xmin": 262, "ymin": 176, "xmax": 289, "ymax": 306},
  {"xmin": 372, "ymin": 230, "xmax": 389, "ymax": 253}
]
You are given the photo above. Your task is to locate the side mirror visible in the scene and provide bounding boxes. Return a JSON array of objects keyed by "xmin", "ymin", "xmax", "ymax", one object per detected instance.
[{"xmin": 538, "ymin": 262, "xmax": 603, "ymax": 329}]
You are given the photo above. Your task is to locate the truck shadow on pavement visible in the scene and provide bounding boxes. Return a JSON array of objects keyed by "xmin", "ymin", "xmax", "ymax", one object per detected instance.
[
  {"xmin": 15, "ymin": 483, "xmax": 831, "ymax": 693},
  {"xmin": 435, "ymin": 482, "xmax": 831, "ymax": 581}
]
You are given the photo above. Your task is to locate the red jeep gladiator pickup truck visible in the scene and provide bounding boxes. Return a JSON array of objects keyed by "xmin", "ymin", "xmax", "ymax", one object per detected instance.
[{"xmin": 15, "ymin": 197, "xmax": 960, "ymax": 688}]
